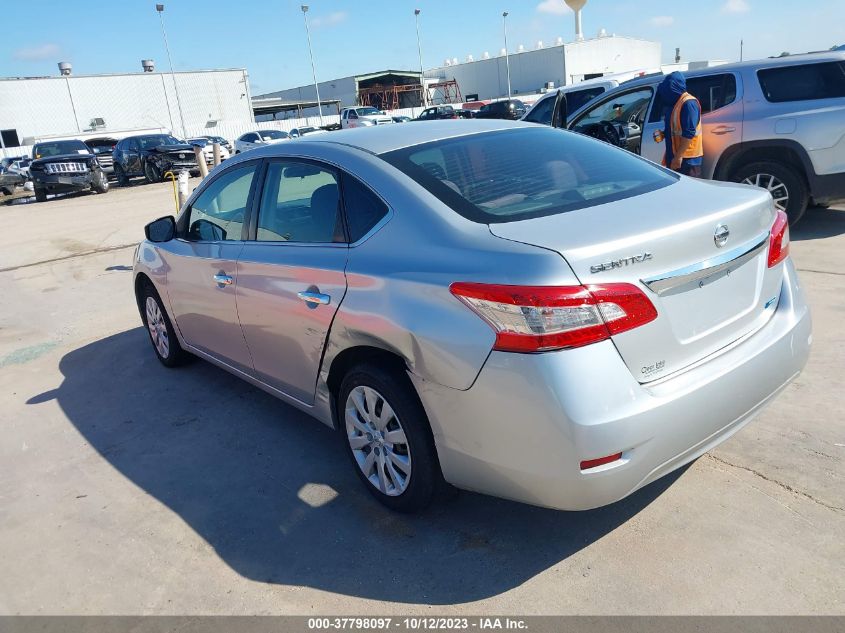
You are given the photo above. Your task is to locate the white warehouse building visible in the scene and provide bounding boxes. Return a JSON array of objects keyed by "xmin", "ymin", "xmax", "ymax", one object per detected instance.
[
  {"xmin": 429, "ymin": 35, "xmax": 662, "ymax": 101},
  {"xmin": 0, "ymin": 63, "xmax": 254, "ymax": 150}
]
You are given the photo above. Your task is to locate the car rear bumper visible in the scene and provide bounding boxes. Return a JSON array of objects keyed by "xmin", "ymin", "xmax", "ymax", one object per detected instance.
[{"xmin": 413, "ymin": 259, "xmax": 811, "ymax": 510}]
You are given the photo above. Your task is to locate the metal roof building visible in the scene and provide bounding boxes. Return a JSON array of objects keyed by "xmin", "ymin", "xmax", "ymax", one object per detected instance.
[
  {"xmin": 0, "ymin": 64, "xmax": 254, "ymax": 149},
  {"xmin": 428, "ymin": 35, "xmax": 661, "ymax": 101}
]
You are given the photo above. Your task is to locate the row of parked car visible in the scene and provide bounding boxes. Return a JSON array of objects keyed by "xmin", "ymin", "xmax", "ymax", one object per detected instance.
[
  {"xmin": 0, "ymin": 129, "xmax": 327, "ymax": 203},
  {"xmin": 339, "ymin": 100, "xmax": 528, "ymax": 128}
]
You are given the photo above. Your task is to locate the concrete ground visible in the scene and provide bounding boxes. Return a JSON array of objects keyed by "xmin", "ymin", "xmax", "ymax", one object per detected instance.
[{"xmin": 0, "ymin": 182, "xmax": 843, "ymax": 615}]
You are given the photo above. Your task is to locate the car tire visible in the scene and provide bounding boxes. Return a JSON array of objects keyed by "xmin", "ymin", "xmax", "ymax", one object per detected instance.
[
  {"xmin": 91, "ymin": 170, "xmax": 109, "ymax": 194},
  {"xmin": 139, "ymin": 281, "xmax": 189, "ymax": 368},
  {"xmin": 34, "ymin": 188, "xmax": 47, "ymax": 203},
  {"xmin": 143, "ymin": 161, "xmax": 162, "ymax": 184},
  {"xmin": 338, "ymin": 363, "xmax": 442, "ymax": 513},
  {"xmin": 732, "ymin": 160, "xmax": 808, "ymax": 226},
  {"xmin": 114, "ymin": 164, "xmax": 130, "ymax": 187}
]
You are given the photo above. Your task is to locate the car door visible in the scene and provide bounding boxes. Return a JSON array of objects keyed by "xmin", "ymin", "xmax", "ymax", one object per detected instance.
[
  {"xmin": 235, "ymin": 159, "xmax": 349, "ymax": 404},
  {"xmin": 159, "ymin": 161, "xmax": 260, "ymax": 373},
  {"xmin": 568, "ymin": 86, "xmax": 655, "ymax": 154},
  {"xmin": 640, "ymin": 72, "xmax": 742, "ymax": 176},
  {"xmin": 121, "ymin": 139, "xmax": 143, "ymax": 175}
]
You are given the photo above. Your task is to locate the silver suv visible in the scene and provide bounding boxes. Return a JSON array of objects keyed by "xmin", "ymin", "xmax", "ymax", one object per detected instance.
[{"xmin": 537, "ymin": 52, "xmax": 845, "ymax": 224}]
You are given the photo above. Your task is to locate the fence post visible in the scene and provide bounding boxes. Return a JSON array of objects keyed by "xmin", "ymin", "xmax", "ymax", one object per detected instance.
[
  {"xmin": 212, "ymin": 143, "xmax": 222, "ymax": 167},
  {"xmin": 177, "ymin": 170, "xmax": 190, "ymax": 208},
  {"xmin": 193, "ymin": 146, "xmax": 208, "ymax": 179}
]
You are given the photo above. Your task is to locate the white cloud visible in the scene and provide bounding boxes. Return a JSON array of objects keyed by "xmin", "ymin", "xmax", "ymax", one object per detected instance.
[
  {"xmin": 13, "ymin": 43, "xmax": 60, "ymax": 61},
  {"xmin": 536, "ymin": 0, "xmax": 572, "ymax": 16},
  {"xmin": 649, "ymin": 15, "xmax": 675, "ymax": 27},
  {"xmin": 721, "ymin": 0, "xmax": 750, "ymax": 14},
  {"xmin": 310, "ymin": 11, "xmax": 348, "ymax": 28}
]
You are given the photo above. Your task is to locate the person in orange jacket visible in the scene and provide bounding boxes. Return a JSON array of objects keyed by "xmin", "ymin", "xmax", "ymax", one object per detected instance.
[{"xmin": 655, "ymin": 71, "xmax": 704, "ymax": 177}]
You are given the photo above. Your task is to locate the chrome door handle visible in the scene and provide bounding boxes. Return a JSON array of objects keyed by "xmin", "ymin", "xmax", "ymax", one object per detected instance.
[
  {"xmin": 297, "ymin": 291, "xmax": 331, "ymax": 306},
  {"xmin": 213, "ymin": 273, "xmax": 233, "ymax": 286},
  {"xmin": 711, "ymin": 125, "xmax": 736, "ymax": 135}
]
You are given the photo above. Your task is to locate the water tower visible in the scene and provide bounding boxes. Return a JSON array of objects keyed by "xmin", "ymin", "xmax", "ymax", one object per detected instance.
[{"xmin": 564, "ymin": 0, "xmax": 587, "ymax": 41}]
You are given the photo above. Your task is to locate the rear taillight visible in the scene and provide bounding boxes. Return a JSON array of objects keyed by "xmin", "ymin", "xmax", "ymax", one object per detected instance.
[
  {"xmin": 767, "ymin": 209, "xmax": 790, "ymax": 268},
  {"xmin": 449, "ymin": 282, "xmax": 658, "ymax": 353}
]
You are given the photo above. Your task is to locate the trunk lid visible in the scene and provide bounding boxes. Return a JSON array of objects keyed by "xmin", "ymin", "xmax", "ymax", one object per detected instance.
[{"xmin": 489, "ymin": 178, "xmax": 782, "ymax": 382}]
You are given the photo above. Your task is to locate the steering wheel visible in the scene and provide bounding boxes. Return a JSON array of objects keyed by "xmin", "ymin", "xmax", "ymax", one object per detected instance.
[{"xmin": 598, "ymin": 121, "xmax": 625, "ymax": 147}]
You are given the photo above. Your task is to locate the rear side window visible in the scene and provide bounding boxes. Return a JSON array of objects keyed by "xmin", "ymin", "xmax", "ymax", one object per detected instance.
[
  {"xmin": 381, "ymin": 127, "xmax": 677, "ymax": 224},
  {"xmin": 523, "ymin": 95, "xmax": 555, "ymax": 125},
  {"xmin": 686, "ymin": 74, "xmax": 737, "ymax": 113},
  {"xmin": 342, "ymin": 175, "xmax": 389, "ymax": 242},
  {"xmin": 648, "ymin": 74, "xmax": 737, "ymax": 123},
  {"xmin": 758, "ymin": 62, "xmax": 845, "ymax": 102}
]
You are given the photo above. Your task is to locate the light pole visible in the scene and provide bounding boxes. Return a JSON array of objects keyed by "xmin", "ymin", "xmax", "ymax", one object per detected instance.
[
  {"xmin": 414, "ymin": 9, "xmax": 427, "ymax": 108},
  {"xmin": 301, "ymin": 5, "xmax": 324, "ymax": 125},
  {"xmin": 502, "ymin": 11, "xmax": 512, "ymax": 99},
  {"xmin": 155, "ymin": 4, "xmax": 188, "ymax": 139}
]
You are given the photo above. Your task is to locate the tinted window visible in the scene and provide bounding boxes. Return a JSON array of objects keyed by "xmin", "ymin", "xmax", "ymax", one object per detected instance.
[
  {"xmin": 566, "ymin": 87, "xmax": 607, "ymax": 114},
  {"xmin": 342, "ymin": 175, "xmax": 389, "ymax": 242},
  {"xmin": 256, "ymin": 161, "xmax": 342, "ymax": 243},
  {"xmin": 259, "ymin": 130, "xmax": 289, "ymax": 140},
  {"xmin": 523, "ymin": 95, "xmax": 555, "ymax": 124},
  {"xmin": 381, "ymin": 127, "xmax": 676, "ymax": 224},
  {"xmin": 185, "ymin": 164, "xmax": 257, "ymax": 241},
  {"xmin": 758, "ymin": 62, "xmax": 845, "ymax": 102},
  {"xmin": 33, "ymin": 140, "xmax": 90, "ymax": 158},
  {"xmin": 137, "ymin": 135, "xmax": 181, "ymax": 150}
]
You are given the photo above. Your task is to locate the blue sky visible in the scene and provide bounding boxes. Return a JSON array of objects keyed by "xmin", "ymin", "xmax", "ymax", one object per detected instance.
[{"xmin": 2, "ymin": 0, "xmax": 843, "ymax": 95}]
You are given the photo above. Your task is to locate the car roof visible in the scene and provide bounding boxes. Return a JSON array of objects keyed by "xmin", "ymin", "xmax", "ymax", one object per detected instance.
[
  {"xmin": 302, "ymin": 119, "xmax": 532, "ymax": 154},
  {"xmin": 565, "ymin": 51, "xmax": 845, "ymax": 120}
]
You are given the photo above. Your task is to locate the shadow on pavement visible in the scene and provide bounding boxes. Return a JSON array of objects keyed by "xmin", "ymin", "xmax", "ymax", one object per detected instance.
[
  {"xmin": 30, "ymin": 328, "xmax": 683, "ymax": 604},
  {"xmin": 792, "ymin": 205, "xmax": 845, "ymax": 241}
]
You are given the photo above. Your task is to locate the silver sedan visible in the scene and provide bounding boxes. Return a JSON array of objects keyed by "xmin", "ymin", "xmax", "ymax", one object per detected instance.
[{"xmin": 134, "ymin": 120, "xmax": 811, "ymax": 512}]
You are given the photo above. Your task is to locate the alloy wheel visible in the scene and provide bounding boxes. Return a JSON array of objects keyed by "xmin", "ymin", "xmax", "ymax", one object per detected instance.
[
  {"xmin": 345, "ymin": 385, "xmax": 412, "ymax": 496},
  {"xmin": 742, "ymin": 172, "xmax": 789, "ymax": 212},
  {"xmin": 145, "ymin": 296, "xmax": 170, "ymax": 359}
]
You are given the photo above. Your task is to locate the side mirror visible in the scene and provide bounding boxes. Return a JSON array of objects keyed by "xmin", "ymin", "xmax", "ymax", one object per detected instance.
[
  {"xmin": 551, "ymin": 92, "xmax": 567, "ymax": 129},
  {"xmin": 145, "ymin": 216, "xmax": 176, "ymax": 242}
]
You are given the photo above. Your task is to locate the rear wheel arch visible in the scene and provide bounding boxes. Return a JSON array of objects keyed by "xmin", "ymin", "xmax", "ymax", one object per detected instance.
[
  {"xmin": 714, "ymin": 140, "xmax": 811, "ymax": 184},
  {"xmin": 326, "ymin": 345, "xmax": 411, "ymax": 420}
]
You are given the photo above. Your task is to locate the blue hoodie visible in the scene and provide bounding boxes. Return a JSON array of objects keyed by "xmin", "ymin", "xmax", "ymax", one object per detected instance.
[{"xmin": 658, "ymin": 71, "xmax": 702, "ymax": 166}]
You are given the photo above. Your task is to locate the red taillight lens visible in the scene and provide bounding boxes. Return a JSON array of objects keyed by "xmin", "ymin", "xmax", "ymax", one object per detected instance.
[
  {"xmin": 449, "ymin": 282, "xmax": 657, "ymax": 353},
  {"xmin": 767, "ymin": 209, "xmax": 790, "ymax": 268},
  {"xmin": 580, "ymin": 453, "xmax": 623, "ymax": 471}
]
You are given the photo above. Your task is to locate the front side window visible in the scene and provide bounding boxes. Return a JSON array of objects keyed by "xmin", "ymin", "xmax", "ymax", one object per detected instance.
[
  {"xmin": 348, "ymin": 111, "xmax": 359, "ymax": 119},
  {"xmin": 381, "ymin": 127, "xmax": 676, "ymax": 224},
  {"xmin": 256, "ymin": 161, "xmax": 342, "ymax": 243},
  {"xmin": 758, "ymin": 62, "xmax": 845, "ymax": 103},
  {"xmin": 572, "ymin": 88, "xmax": 654, "ymax": 133},
  {"xmin": 259, "ymin": 130, "xmax": 289, "ymax": 140},
  {"xmin": 185, "ymin": 163, "xmax": 257, "ymax": 241}
]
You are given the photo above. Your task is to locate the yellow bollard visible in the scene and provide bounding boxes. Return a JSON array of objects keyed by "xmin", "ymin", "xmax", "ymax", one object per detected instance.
[
  {"xmin": 212, "ymin": 142, "xmax": 222, "ymax": 167},
  {"xmin": 193, "ymin": 146, "xmax": 209, "ymax": 179},
  {"xmin": 163, "ymin": 171, "xmax": 179, "ymax": 213}
]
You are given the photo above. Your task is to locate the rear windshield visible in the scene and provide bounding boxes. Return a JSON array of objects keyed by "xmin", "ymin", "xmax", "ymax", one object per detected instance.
[{"xmin": 380, "ymin": 127, "xmax": 677, "ymax": 224}]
